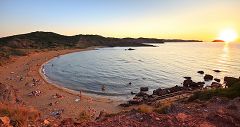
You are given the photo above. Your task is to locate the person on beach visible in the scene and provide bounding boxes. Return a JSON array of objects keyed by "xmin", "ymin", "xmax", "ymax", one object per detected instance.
[{"xmin": 79, "ymin": 90, "xmax": 82, "ymax": 100}]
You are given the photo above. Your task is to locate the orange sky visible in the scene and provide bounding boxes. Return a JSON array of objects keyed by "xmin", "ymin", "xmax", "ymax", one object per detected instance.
[{"xmin": 1, "ymin": 0, "xmax": 240, "ymax": 42}]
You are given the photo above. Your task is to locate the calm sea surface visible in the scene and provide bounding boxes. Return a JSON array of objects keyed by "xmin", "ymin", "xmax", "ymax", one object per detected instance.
[{"xmin": 44, "ymin": 42, "xmax": 240, "ymax": 99}]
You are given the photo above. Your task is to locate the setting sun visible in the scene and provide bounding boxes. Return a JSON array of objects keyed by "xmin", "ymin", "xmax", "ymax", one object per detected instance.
[{"xmin": 218, "ymin": 28, "xmax": 238, "ymax": 42}]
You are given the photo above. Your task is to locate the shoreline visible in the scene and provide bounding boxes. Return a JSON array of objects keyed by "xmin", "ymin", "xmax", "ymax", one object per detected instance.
[
  {"xmin": 0, "ymin": 46, "xmax": 122, "ymax": 120},
  {"xmin": 39, "ymin": 48, "xmax": 129, "ymax": 101},
  {"xmin": 39, "ymin": 53, "xmax": 87, "ymax": 97}
]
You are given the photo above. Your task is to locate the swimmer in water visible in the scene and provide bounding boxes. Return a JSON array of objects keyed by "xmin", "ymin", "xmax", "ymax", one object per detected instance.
[{"xmin": 101, "ymin": 85, "xmax": 106, "ymax": 91}]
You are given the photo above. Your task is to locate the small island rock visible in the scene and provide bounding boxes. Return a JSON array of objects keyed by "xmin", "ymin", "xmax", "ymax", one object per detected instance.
[
  {"xmin": 213, "ymin": 70, "xmax": 221, "ymax": 73},
  {"xmin": 197, "ymin": 71, "xmax": 204, "ymax": 74},
  {"xmin": 204, "ymin": 74, "xmax": 213, "ymax": 81},
  {"xmin": 128, "ymin": 48, "xmax": 135, "ymax": 50},
  {"xmin": 140, "ymin": 87, "xmax": 149, "ymax": 92}
]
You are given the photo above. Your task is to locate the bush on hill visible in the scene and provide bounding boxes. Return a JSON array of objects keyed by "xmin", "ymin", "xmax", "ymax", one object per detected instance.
[{"xmin": 189, "ymin": 79, "xmax": 240, "ymax": 101}]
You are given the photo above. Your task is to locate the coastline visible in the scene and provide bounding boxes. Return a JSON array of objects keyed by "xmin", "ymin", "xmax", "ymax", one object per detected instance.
[
  {"xmin": 0, "ymin": 46, "xmax": 122, "ymax": 120},
  {"xmin": 39, "ymin": 54, "xmax": 86, "ymax": 97},
  {"xmin": 40, "ymin": 59, "xmax": 127, "ymax": 99},
  {"xmin": 1, "ymin": 45, "xmax": 239, "ymax": 126}
]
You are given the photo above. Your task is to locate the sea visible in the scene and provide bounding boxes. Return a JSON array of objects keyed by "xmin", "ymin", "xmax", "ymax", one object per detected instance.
[{"xmin": 43, "ymin": 42, "xmax": 240, "ymax": 100}]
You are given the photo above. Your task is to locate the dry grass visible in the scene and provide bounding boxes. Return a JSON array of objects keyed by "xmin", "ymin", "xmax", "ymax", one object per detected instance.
[
  {"xmin": 153, "ymin": 105, "xmax": 170, "ymax": 114},
  {"xmin": 137, "ymin": 105, "xmax": 152, "ymax": 113},
  {"xmin": 76, "ymin": 111, "xmax": 91, "ymax": 122},
  {"xmin": 0, "ymin": 103, "xmax": 40, "ymax": 126},
  {"xmin": 153, "ymin": 100, "xmax": 172, "ymax": 114}
]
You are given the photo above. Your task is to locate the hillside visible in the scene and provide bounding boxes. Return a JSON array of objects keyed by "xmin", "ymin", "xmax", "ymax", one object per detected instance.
[
  {"xmin": 0, "ymin": 31, "xmax": 203, "ymax": 49},
  {"xmin": 0, "ymin": 31, "xmax": 162, "ymax": 49},
  {"xmin": 0, "ymin": 31, "xmax": 202, "ymax": 64}
]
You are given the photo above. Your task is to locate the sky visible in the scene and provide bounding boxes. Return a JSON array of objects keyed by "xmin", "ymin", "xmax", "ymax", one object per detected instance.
[{"xmin": 1, "ymin": 0, "xmax": 240, "ymax": 41}]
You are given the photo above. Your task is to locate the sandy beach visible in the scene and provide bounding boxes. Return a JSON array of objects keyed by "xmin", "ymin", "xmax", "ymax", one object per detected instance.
[{"xmin": 0, "ymin": 47, "xmax": 122, "ymax": 120}]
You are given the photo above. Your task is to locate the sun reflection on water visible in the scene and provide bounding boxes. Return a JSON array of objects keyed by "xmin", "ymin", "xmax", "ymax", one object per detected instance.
[
  {"xmin": 217, "ymin": 43, "xmax": 230, "ymax": 71},
  {"xmin": 223, "ymin": 43, "xmax": 229, "ymax": 53}
]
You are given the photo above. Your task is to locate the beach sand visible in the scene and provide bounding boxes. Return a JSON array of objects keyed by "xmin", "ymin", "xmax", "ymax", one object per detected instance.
[{"xmin": 0, "ymin": 47, "xmax": 122, "ymax": 120}]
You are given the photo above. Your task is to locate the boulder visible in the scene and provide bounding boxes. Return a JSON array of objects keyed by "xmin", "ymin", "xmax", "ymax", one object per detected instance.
[
  {"xmin": 136, "ymin": 92, "xmax": 149, "ymax": 97},
  {"xmin": 194, "ymin": 82, "xmax": 205, "ymax": 88},
  {"xmin": 197, "ymin": 71, "xmax": 204, "ymax": 74},
  {"xmin": 153, "ymin": 88, "xmax": 168, "ymax": 96},
  {"xmin": 204, "ymin": 74, "xmax": 213, "ymax": 81},
  {"xmin": 183, "ymin": 79, "xmax": 193, "ymax": 87},
  {"xmin": 168, "ymin": 85, "xmax": 183, "ymax": 92},
  {"xmin": 131, "ymin": 91, "xmax": 136, "ymax": 95},
  {"xmin": 214, "ymin": 78, "xmax": 221, "ymax": 82},
  {"xmin": 183, "ymin": 79, "xmax": 204, "ymax": 89},
  {"xmin": 142, "ymin": 95, "xmax": 149, "ymax": 100},
  {"xmin": 140, "ymin": 87, "xmax": 149, "ymax": 92},
  {"xmin": 188, "ymin": 82, "xmax": 204, "ymax": 88},
  {"xmin": 128, "ymin": 98, "xmax": 143, "ymax": 105},
  {"xmin": 183, "ymin": 77, "xmax": 191, "ymax": 80},
  {"xmin": 224, "ymin": 77, "xmax": 240, "ymax": 87},
  {"xmin": 211, "ymin": 82, "xmax": 222, "ymax": 88},
  {"xmin": 153, "ymin": 88, "xmax": 161, "ymax": 95}
]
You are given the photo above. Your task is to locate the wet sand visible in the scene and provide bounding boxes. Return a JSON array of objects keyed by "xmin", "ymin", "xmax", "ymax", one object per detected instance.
[{"xmin": 0, "ymin": 47, "xmax": 122, "ymax": 120}]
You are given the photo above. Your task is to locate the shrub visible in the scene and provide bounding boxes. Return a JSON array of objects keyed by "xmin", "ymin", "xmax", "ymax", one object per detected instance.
[
  {"xmin": 153, "ymin": 105, "xmax": 169, "ymax": 114},
  {"xmin": 10, "ymin": 49, "xmax": 28, "ymax": 56},
  {"xmin": 77, "ymin": 111, "xmax": 91, "ymax": 122},
  {"xmin": 137, "ymin": 105, "xmax": 152, "ymax": 113},
  {"xmin": 0, "ymin": 103, "xmax": 40, "ymax": 126},
  {"xmin": 189, "ymin": 81, "xmax": 240, "ymax": 101}
]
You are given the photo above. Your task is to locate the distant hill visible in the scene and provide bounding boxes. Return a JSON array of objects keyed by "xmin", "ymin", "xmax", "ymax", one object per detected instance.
[
  {"xmin": 0, "ymin": 31, "xmax": 202, "ymax": 49},
  {"xmin": 0, "ymin": 31, "xmax": 164, "ymax": 49},
  {"xmin": 0, "ymin": 31, "xmax": 202, "ymax": 63}
]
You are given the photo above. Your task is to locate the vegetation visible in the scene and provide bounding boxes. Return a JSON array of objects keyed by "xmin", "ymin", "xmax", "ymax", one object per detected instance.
[
  {"xmin": 0, "ymin": 31, "xmax": 164, "ymax": 63},
  {"xmin": 0, "ymin": 31, "xmax": 160, "ymax": 49},
  {"xmin": 0, "ymin": 103, "xmax": 40, "ymax": 126},
  {"xmin": 0, "ymin": 31, "xmax": 202, "ymax": 63},
  {"xmin": 76, "ymin": 111, "xmax": 91, "ymax": 122},
  {"xmin": 0, "ymin": 47, "xmax": 29, "ymax": 65},
  {"xmin": 0, "ymin": 47, "xmax": 29, "ymax": 57},
  {"xmin": 189, "ymin": 80, "xmax": 240, "ymax": 101},
  {"xmin": 137, "ymin": 105, "xmax": 152, "ymax": 113},
  {"xmin": 153, "ymin": 105, "xmax": 169, "ymax": 114}
]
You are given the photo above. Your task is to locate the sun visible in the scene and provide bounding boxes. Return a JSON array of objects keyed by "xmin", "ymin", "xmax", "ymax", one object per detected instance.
[{"xmin": 218, "ymin": 28, "xmax": 238, "ymax": 42}]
